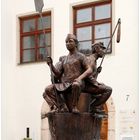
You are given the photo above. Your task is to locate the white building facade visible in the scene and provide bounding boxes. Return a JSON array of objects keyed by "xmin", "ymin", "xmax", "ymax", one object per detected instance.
[{"xmin": 2, "ymin": 0, "xmax": 139, "ymax": 140}]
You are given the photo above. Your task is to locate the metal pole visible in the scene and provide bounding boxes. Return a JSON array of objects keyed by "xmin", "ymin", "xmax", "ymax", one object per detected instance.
[
  {"xmin": 96, "ymin": 18, "xmax": 121, "ymax": 79},
  {"xmin": 34, "ymin": 0, "xmax": 61, "ymax": 111},
  {"xmin": 100, "ymin": 18, "xmax": 121, "ymax": 67},
  {"xmin": 39, "ymin": 12, "xmax": 48, "ymax": 57}
]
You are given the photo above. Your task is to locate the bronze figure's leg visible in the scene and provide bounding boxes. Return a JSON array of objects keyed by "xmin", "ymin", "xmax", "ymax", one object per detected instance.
[
  {"xmin": 91, "ymin": 84, "xmax": 112, "ymax": 114},
  {"xmin": 91, "ymin": 84, "xmax": 112, "ymax": 106},
  {"xmin": 84, "ymin": 83, "xmax": 112, "ymax": 114},
  {"xmin": 71, "ymin": 82, "xmax": 81, "ymax": 113},
  {"xmin": 43, "ymin": 84, "xmax": 69, "ymax": 113},
  {"xmin": 43, "ymin": 84, "xmax": 58, "ymax": 112}
]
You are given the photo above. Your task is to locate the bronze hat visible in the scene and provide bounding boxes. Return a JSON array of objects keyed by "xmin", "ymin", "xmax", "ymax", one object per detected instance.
[
  {"xmin": 66, "ymin": 34, "xmax": 77, "ymax": 40},
  {"xmin": 92, "ymin": 42, "xmax": 106, "ymax": 50}
]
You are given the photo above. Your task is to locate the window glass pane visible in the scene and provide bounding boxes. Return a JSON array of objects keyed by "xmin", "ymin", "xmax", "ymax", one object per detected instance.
[
  {"xmin": 23, "ymin": 36, "xmax": 35, "ymax": 49},
  {"xmin": 77, "ymin": 8, "xmax": 92, "ymax": 23},
  {"xmin": 38, "ymin": 47, "xmax": 51, "ymax": 61},
  {"xmin": 23, "ymin": 49, "xmax": 35, "ymax": 62},
  {"xmin": 95, "ymin": 23, "xmax": 110, "ymax": 39},
  {"xmin": 95, "ymin": 4, "xmax": 111, "ymax": 20},
  {"xmin": 38, "ymin": 33, "xmax": 51, "ymax": 47},
  {"xmin": 23, "ymin": 19, "xmax": 35, "ymax": 32},
  {"xmin": 95, "ymin": 38, "xmax": 111, "ymax": 52},
  {"xmin": 77, "ymin": 26, "xmax": 92, "ymax": 41},
  {"xmin": 38, "ymin": 16, "xmax": 51, "ymax": 30},
  {"xmin": 78, "ymin": 41, "xmax": 92, "ymax": 55}
]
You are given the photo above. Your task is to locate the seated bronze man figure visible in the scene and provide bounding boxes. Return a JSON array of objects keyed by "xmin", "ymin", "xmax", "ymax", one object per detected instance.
[
  {"xmin": 43, "ymin": 34, "xmax": 92, "ymax": 113},
  {"xmin": 83, "ymin": 42, "xmax": 112, "ymax": 114}
]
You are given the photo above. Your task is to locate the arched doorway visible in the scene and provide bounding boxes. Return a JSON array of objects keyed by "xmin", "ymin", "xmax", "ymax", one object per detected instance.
[
  {"xmin": 100, "ymin": 97, "xmax": 115, "ymax": 140},
  {"xmin": 100, "ymin": 104, "xmax": 108, "ymax": 140}
]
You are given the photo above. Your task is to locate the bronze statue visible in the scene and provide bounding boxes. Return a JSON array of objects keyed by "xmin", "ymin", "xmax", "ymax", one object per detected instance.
[
  {"xmin": 43, "ymin": 34, "xmax": 92, "ymax": 113},
  {"xmin": 83, "ymin": 42, "xmax": 112, "ymax": 114},
  {"xmin": 42, "ymin": 18, "xmax": 121, "ymax": 140}
]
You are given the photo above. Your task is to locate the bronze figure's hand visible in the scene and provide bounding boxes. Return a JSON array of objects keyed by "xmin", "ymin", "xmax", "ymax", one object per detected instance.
[
  {"xmin": 46, "ymin": 56, "xmax": 53, "ymax": 66},
  {"xmin": 97, "ymin": 66, "xmax": 102, "ymax": 73},
  {"xmin": 74, "ymin": 78, "xmax": 82, "ymax": 85}
]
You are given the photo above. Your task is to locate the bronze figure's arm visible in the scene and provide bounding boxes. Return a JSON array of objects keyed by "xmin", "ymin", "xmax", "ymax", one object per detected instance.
[
  {"xmin": 46, "ymin": 56, "xmax": 62, "ymax": 78},
  {"xmin": 75, "ymin": 56, "xmax": 93, "ymax": 83},
  {"xmin": 76, "ymin": 66, "xmax": 92, "ymax": 82}
]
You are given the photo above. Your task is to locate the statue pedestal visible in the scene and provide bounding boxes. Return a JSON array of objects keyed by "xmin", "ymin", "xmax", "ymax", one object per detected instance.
[{"xmin": 47, "ymin": 113, "xmax": 104, "ymax": 140}]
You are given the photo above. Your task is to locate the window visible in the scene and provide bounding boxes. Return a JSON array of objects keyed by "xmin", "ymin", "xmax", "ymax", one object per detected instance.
[
  {"xmin": 19, "ymin": 12, "xmax": 51, "ymax": 63},
  {"xmin": 73, "ymin": 1, "xmax": 112, "ymax": 55}
]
